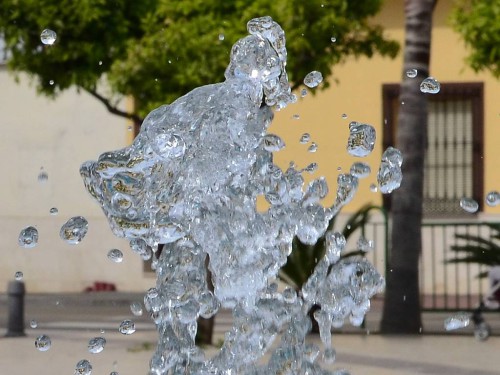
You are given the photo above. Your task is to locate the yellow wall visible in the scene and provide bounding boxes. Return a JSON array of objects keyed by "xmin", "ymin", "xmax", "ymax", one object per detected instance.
[{"xmin": 269, "ymin": 0, "xmax": 500, "ymax": 215}]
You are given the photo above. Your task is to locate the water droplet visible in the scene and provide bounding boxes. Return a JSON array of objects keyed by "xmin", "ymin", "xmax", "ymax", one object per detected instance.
[
  {"xmin": 301, "ymin": 88, "xmax": 308, "ymax": 97},
  {"xmin": 485, "ymin": 191, "xmax": 500, "ymax": 207},
  {"xmin": 130, "ymin": 301, "xmax": 143, "ymax": 316},
  {"xmin": 346, "ymin": 122, "xmax": 376, "ymax": 157},
  {"xmin": 444, "ymin": 312, "xmax": 470, "ymax": 331},
  {"xmin": 49, "ymin": 80, "xmax": 54, "ymax": 85},
  {"xmin": 308, "ymin": 142, "xmax": 318, "ymax": 153},
  {"xmin": 323, "ymin": 347, "xmax": 336, "ymax": 364},
  {"xmin": 40, "ymin": 29, "xmax": 57, "ymax": 45},
  {"xmin": 119, "ymin": 319, "xmax": 135, "ymax": 335},
  {"xmin": 14, "ymin": 271, "xmax": 23, "ymax": 281},
  {"xmin": 350, "ymin": 162, "xmax": 371, "ymax": 178},
  {"xmin": 292, "ymin": 114, "xmax": 300, "ymax": 120},
  {"xmin": 30, "ymin": 319, "xmax": 38, "ymax": 328},
  {"xmin": 38, "ymin": 168, "xmax": 48, "ymax": 183},
  {"xmin": 303, "ymin": 162, "xmax": 318, "ymax": 173},
  {"xmin": 107, "ymin": 249, "xmax": 123, "ymax": 263},
  {"xmin": 98, "ymin": 61, "xmax": 103, "ymax": 66},
  {"xmin": 127, "ymin": 126, "xmax": 133, "ymax": 132},
  {"xmin": 299, "ymin": 133, "xmax": 310, "ymax": 144},
  {"xmin": 304, "ymin": 71, "xmax": 323, "ymax": 88},
  {"xmin": 331, "ymin": 37, "xmax": 336, "ymax": 43},
  {"xmin": 110, "ymin": 372, "xmax": 119, "ymax": 375},
  {"xmin": 369, "ymin": 183, "xmax": 378, "ymax": 192},
  {"xmin": 60, "ymin": 216, "xmax": 88, "ymax": 244},
  {"xmin": 377, "ymin": 147, "xmax": 403, "ymax": 194},
  {"xmin": 88, "ymin": 337, "xmax": 106, "ymax": 354},
  {"xmin": 420, "ymin": 77, "xmax": 440, "ymax": 94},
  {"xmin": 263, "ymin": 134, "xmax": 285, "ymax": 152},
  {"xmin": 406, "ymin": 69, "xmax": 417, "ymax": 78},
  {"xmin": 18, "ymin": 226, "xmax": 39, "ymax": 248},
  {"xmin": 357, "ymin": 236, "xmax": 374, "ymax": 252},
  {"xmin": 341, "ymin": 113, "xmax": 348, "ymax": 120},
  {"xmin": 75, "ymin": 359, "xmax": 93, "ymax": 375},
  {"xmin": 35, "ymin": 334, "xmax": 51, "ymax": 351},
  {"xmin": 460, "ymin": 197, "xmax": 479, "ymax": 213},
  {"xmin": 49, "ymin": 207, "xmax": 59, "ymax": 215},
  {"xmin": 218, "ymin": 33, "xmax": 225, "ymax": 41}
]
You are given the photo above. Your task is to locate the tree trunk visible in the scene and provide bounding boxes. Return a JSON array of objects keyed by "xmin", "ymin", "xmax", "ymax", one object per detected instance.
[{"xmin": 381, "ymin": 0, "xmax": 436, "ymax": 334}]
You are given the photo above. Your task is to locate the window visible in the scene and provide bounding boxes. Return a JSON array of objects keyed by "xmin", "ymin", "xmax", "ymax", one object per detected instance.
[{"xmin": 382, "ymin": 83, "xmax": 484, "ymax": 217}]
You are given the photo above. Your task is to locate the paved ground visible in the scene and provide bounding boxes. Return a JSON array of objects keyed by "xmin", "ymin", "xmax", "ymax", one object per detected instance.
[{"xmin": 1, "ymin": 292, "xmax": 499, "ymax": 374}]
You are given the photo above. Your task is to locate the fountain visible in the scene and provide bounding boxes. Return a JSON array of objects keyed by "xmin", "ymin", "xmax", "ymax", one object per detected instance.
[{"xmin": 80, "ymin": 16, "xmax": 397, "ymax": 374}]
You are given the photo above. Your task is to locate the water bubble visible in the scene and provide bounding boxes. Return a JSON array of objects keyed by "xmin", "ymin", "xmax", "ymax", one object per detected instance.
[
  {"xmin": 406, "ymin": 69, "xmax": 417, "ymax": 78},
  {"xmin": 485, "ymin": 191, "xmax": 500, "ymax": 207},
  {"xmin": 60, "ymin": 216, "xmax": 88, "ymax": 244},
  {"xmin": 444, "ymin": 312, "xmax": 470, "ymax": 331},
  {"xmin": 301, "ymin": 88, "xmax": 308, "ymax": 97},
  {"xmin": 299, "ymin": 133, "xmax": 311, "ymax": 144},
  {"xmin": 38, "ymin": 168, "xmax": 48, "ymax": 183},
  {"xmin": 350, "ymin": 162, "xmax": 371, "ymax": 178},
  {"xmin": 218, "ymin": 33, "xmax": 225, "ymax": 41},
  {"xmin": 331, "ymin": 37, "xmax": 336, "ymax": 43},
  {"xmin": 88, "ymin": 337, "xmax": 106, "ymax": 354},
  {"xmin": 35, "ymin": 334, "xmax": 51, "ymax": 351},
  {"xmin": 18, "ymin": 226, "xmax": 39, "ymax": 248},
  {"xmin": 14, "ymin": 271, "xmax": 23, "ymax": 281},
  {"xmin": 420, "ymin": 77, "xmax": 440, "ymax": 94},
  {"xmin": 30, "ymin": 319, "xmax": 38, "ymax": 328},
  {"xmin": 304, "ymin": 71, "xmax": 323, "ymax": 88},
  {"xmin": 130, "ymin": 301, "xmax": 143, "ymax": 316},
  {"xmin": 40, "ymin": 29, "xmax": 57, "ymax": 45},
  {"xmin": 347, "ymin": 122, "xmax": 376, "ymax": 157},
  {"xmin": 460, "ymin": 197, "xmax": 479, "ymax": 213},
  {"xmin": 119, "ymin": 319, "xmax": 136, "ymax": 335},
  {"xmin": 107, "ymin": 249, "xmax": 123, "ymax": 263},
  {"xmin": 308, "ymin": 142, "xmax": 318, "ymax": 153},
  {"xmin": 49, "ymin": 207, "xmax": 59, "ymax": 215},
  {"xmin": 75, "ymin": 359, "xmax": 92, "ymax": 375}
]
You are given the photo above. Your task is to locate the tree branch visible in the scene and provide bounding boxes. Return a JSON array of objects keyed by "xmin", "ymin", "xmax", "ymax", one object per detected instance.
[{"xmin": 84, "ymin": 88, "xmax": 143, "ymax": 125}]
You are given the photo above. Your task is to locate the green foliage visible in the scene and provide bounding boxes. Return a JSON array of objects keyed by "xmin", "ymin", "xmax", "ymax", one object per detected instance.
[
  {"xmin": 451, "ymin": 0, "xmax": 500, "ymax": 78},
  {"xmin": 279, "ymin": 204, "xmax": 382, "ymax": 289},
  {"xmin": 0, "ymin": 0, "xmax": 399, "ymax": 119},
  {"xmin": 447, "ymin": 223, "xmax": 500, "ymax": 278}
]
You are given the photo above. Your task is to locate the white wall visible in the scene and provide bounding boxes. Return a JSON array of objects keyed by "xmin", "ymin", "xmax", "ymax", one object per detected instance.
[{"xmin": 0, "ymin": 68, "xmax": 154, "ymax": 293}]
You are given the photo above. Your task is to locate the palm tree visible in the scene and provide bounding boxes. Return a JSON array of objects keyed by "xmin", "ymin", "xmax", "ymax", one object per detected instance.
[{"xmin": 381, "ymin": 0, "xmax": 437, "ymax": 333}]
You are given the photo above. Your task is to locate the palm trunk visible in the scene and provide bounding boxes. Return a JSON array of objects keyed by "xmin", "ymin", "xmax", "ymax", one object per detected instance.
[{"xmin": 381, "ymin": 0, "xmax": 436, "ymax": 333}]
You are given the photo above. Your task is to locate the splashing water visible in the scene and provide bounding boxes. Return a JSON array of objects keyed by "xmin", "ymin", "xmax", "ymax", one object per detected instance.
[
  {"xmin": 377, "ymin": 147, "xmax": 403, "ymax": 194},
  {"xmin": 14, "ymin": 271, "xmax": 23, "ymax": 281},
  {"xmin": 81, "ymin": 17, "xmax": 389, "ymax": 375},
  {"xmin": 40, "ymin": 29, "xmax": 57, "ymax": 45},
  {"xmin": 300, "ymin": 133, "xmax": 311, "ymax": 144},
  {"xmin": 130, "ymin": 301, "xmax": 143, "ymax": 316},
  {"xmin": 350, "ymin": 162, "xmax": 371, "ymax": 179},
  {"xmin": 485, "ymin": 191, "xmax": 500, "ymax": 207}
]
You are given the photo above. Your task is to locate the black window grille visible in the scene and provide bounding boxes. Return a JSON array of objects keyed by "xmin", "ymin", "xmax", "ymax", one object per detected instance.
[{"xmin": 382, "ymin": 82, "xmax": 484, "ymax": 217}]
